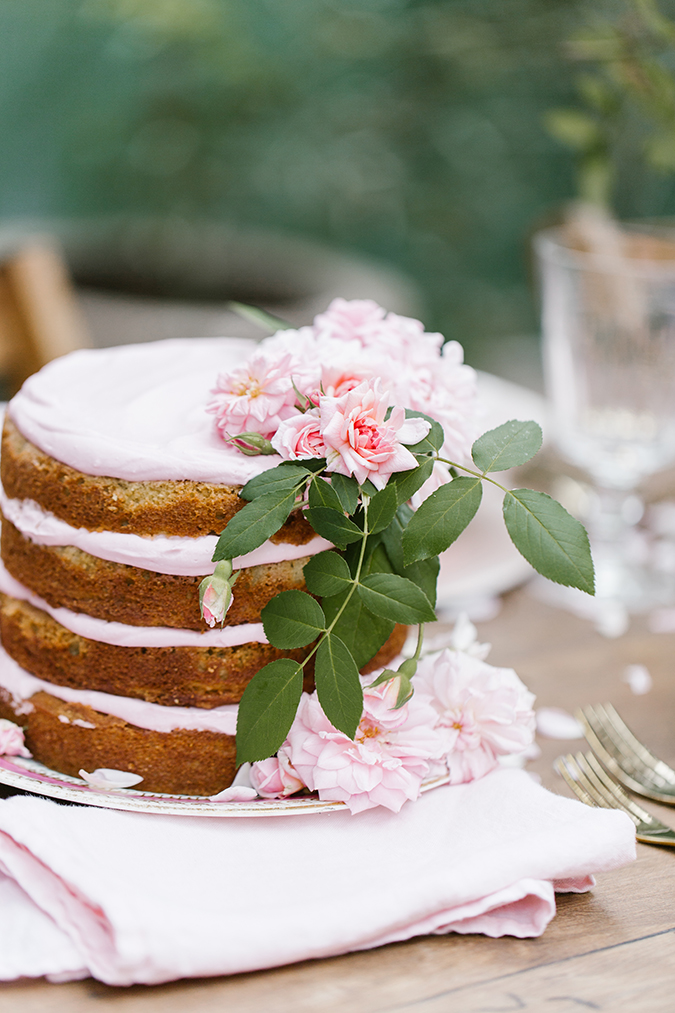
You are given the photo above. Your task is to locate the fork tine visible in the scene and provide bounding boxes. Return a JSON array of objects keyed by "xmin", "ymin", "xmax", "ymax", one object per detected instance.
[
  {"xmin": 573, "ymin": 752, "xmax": 643, "ymax": 821},
  {"xmin": 578, "ymin": 703, "xmax": 675, "ymax": 802},
  {"xmin": 578, "ymin": 752, "xmax": 653, "ymax": 823},
  {"xmin": 595, "ymin": 703, "xmax": 658, "ymax": 769},
  {"xmin": 578, "ymin": 706, "xmax": 654, "ymax": 785},
  {"xmin": 602, "ymin": 704, "xmax": 675, "ymax": 785},
  {"xmin": 581, "ymin": 704, "xmax": 648, "ymax": 773},
  {"xmin": 555, "ymin": 751, "xmax": 675, "ymax": 847},
  {"xmin": 554, "ymin": 754, "xmax": 602, "ymax": 808},
  {"xmin": 554, "ymin": 753, "xmax": 637, "ymax": 823}
]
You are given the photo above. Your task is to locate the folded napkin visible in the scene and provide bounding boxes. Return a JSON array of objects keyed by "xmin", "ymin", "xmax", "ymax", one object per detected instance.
[{"xmin": 0, "ymin": 768, "xmax": 634, "ymax": 986}]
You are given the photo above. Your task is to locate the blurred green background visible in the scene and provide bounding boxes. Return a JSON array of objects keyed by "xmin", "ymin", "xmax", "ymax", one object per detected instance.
[{"xmin": 4, "ymin": 0, "xmax": 675, "ymax": 378}]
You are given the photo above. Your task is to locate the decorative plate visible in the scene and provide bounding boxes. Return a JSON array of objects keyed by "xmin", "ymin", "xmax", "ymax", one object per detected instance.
[{"xmin": 0, "ymin": 755, "xmax": 451, "ymax": 817}]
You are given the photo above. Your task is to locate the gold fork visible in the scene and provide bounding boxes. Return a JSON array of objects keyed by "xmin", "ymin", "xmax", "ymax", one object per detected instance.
[
  {"xmin": 555, "ymin": 751, "xmax": 675, "ymax": 847},
  {"xmin": 577, "ymin": 702, "xmax": 675, "ymax": 805}
]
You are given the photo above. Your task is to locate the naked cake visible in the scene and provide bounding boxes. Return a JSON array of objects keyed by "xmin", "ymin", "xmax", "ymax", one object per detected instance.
[{"xmin": 0, "ymin": 337, "xmax": 405, "ymax": 795}]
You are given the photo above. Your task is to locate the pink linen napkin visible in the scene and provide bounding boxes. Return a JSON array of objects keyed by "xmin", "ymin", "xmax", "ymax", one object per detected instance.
[{"xmin": 0, "ymin": 768, "xmax": 634, "ymax": 986}]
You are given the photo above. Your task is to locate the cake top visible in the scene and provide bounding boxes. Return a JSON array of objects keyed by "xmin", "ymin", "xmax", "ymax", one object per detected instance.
[{"xmin": 8, "ymin": 338, "xmax": 282, "ymax": 485}]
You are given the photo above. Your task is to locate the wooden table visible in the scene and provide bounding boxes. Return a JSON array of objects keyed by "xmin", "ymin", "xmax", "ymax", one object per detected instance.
[{"xmin": 2, "ymin": 586, "xmax": 674, "ymax": 1012}]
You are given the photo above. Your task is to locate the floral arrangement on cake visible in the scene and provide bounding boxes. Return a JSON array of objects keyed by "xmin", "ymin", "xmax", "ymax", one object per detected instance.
[{"xmin": 200, "ymin": 299, "xmax": 594, "ymax": 814}]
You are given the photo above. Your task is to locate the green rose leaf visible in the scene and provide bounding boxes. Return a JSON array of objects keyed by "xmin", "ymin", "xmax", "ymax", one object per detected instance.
[
  {"xmin": 303, "ymin": 551, "xmax": 353, "ymax": 598},
  {"xmin": 472, "ymin": 420, "xmax": 543, "ymax": 473},
  {"xmin": 322, "ymin": 589, "xmax": 394, "ymax": 670},
  {"xmin": 503, "ymin": 488, "xmax": 595, "ymax": 594},
  {"xmin": 235, "ymin": 658, "xmax": 304, "ymax": 765},
  {"xmin": 399, "ymin": 555, "xmax": 440, "ymax": 607},
  {"xmin": 391, "ymin": 457, "xmax": 434, "ymax": 505},
  {"xmin": 261, "ymin": 589, "xmax": 326, "ymax": 648},
  {"xmin": 367, "ymin": 483, "xmax": 399, "ymax": 535},
  {"xmin": 401, "ymin": 476, "xmax": 483, "ymax": 565},
  {"xmin": 380, "ymin": 503, "xmax": 412, "ymax": 572},
  {"xmin": 330, "ymin": 473, "xmax": 360, "ymax": 514},
  {"xmin": 308, "ymin": 476, "xmax": 344, "ymax": 513},
  {"xmin": 360, "ymin": 479, "xmax": 379, "ymax": 497},
  {"xmin": 314, "ymin": 633, "xmax": 364, "ymax": 739},
  {"xmin": 380, "ymin": 506, "xmax": 440, "ymax": 606},
  {"xmin": 358, "ymin": 573, "xmax": 437, "ymax": 624},
  {"xmin": 404, "ymin": 409, "xmax": 445, "ymax": 454},
  {"xmin": 306, "ymin": 507, "xmax": 363, "ymax": 548},
  {"xmin": 240, "ymin": 464, "xmax": 311, "ymax": 501},
  {"xmin": 213, "ymin": 487, "xmax": 299, "ymax": 561}
]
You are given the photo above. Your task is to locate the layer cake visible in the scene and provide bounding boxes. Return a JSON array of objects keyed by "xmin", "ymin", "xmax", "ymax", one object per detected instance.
[{"xmin": 0, "ymin": 338, "xmax": 404, "ymax": 795}]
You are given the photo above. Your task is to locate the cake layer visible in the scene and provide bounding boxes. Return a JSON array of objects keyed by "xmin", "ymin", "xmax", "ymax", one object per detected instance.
[
  {"xmin": 0, "ymin": 692, "xmax": 236, "ymax": 796},
  {"xmin": 0, "ymin": 594, "xmax": 313, "ymax": 708},
  {"xmin": 0, "ymin": 489, "xmax": 332, "ymax": 576},
  {"xmin": 2, "ymin": 416, "xmax": 313, "ymax": 541},
  {"xmin": 1, "ymin": 516, "xmax": 309, "ymax": 629},
  {"xmin": 0, "ymin": 645, "xmax": 240, "ymax": 733},
  {"xmin": 0, "ymin": 560, "xmax": 269, "ymax": 648}
]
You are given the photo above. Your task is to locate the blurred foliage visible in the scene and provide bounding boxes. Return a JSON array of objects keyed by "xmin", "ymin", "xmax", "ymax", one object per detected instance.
[
  {"xmin": 4, "ymin": 0, "xmax": 675, "ymax": 365},
  {"xmin": 546, "ymin": 0, "xmax": 675, "ymax": 208}
]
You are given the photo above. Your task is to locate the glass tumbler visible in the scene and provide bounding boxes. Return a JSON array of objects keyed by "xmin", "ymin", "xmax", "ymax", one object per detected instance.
[{"xmin": 535, "ymin": 225, "xmax": 675, "ymax": 609}]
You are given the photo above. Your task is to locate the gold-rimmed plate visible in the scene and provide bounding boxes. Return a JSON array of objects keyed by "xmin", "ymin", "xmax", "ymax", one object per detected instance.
[{"xmin": 0, "ymin": 755, "xmax": 451, "ymax": 817}]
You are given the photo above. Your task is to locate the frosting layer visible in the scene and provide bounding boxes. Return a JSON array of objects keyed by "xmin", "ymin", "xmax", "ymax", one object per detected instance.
[
  {"xmin": 0, "ymin": 645, "xmax": 238, "ymax": 734},
  {"xmin": 0, "ymin": 489, "xmax": 331, "ymax": 576},
  {"xmin": 8, "ymin": 338, "xmax": 285, "ymax": 484},
  {"xmin": 0, "ymin": 562, "xmax": 268, "ymax": 648}
]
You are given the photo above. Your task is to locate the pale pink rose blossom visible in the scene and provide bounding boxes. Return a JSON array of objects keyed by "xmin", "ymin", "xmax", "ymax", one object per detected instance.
[
  {"xmin": 313, "ymin": 298, "xmax": 386, "ymax": 345},
  {"xmin": 271, "ymin": 408, "xmax": 325, "ymax": 460},
  {"xmin": 0, "ymin": 719, "xmax": 31, "ymax": 758},
  {"xmin": 320, "ymin": 379, "xmax": 430, "ymax": 489},
  {"xmin": 199, "ymin": 561, "xmax": 236, "ymax": 628},
  {"xmin": 207, "ymin": 350, "xmax": 299, "ymax": 438},
  {"xmin": 250, "ymin": 748, "xmax": 306, "ymax": 798},
  {"xmin": 368, "ymin": 312, "xmax": 444, "ymax": 367},
  {"xmin": 201, "ymin": 582, "xmax": 234, "ymax": 628},
  {"xmin": 406, "ymin": 344, "xmax": 480, "ymax": 466},
  {"xmin": 286, "ymin": 679, "xmax": 444, "ymax": 814},
  {"xmin": 415, "ymin": 649, "xmax": 536, "ymax": 785}
]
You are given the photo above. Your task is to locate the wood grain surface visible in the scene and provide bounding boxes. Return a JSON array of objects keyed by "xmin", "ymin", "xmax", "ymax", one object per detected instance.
[{"xmin": 2, "ymin": 586, "xmax": 674, "ymax": 1012}]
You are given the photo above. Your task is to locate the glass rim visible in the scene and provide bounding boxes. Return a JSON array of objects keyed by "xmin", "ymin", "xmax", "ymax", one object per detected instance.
[{"xmin": 533, "ymin": 224, "xmax": 675, "ymax": 278}]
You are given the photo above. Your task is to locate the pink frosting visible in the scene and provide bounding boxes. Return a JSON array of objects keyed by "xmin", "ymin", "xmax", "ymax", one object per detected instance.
[
  {"xmin": 0, "ymin": 490, "xmax": 331, "ymax": 576},
  {"xmin": 8, "ymin": 338, "xmax": 290, "ymax": 483},
  {"xmin": 0, "ymin": 645, "xmax": 238, "ymax": 735},
  {"xmin": 0, "ymin": 561, "xmax": 268, "ymax": 648}
]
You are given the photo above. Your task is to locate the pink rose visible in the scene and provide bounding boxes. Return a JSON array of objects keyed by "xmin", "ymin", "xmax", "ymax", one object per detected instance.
[
  {"xmin": 249, "ymin": 748, "xmax": 306, "ymax": 798},
  {"xmin": 271, "ymin": 408, "xmax": 325, "ymax": 460},
  {"xmin": 207, "ymin": 350, "xmax": 299, "ymax": 439},
  {"xmin": 319, "ymin": 379, "xmax": 430, "ymax": 489},
  {"xmin": 0, "ymin": 719, "xmax": 31, "ymax": 758},
  {"xmin": 313, "ymin": 298, "xmax": 386, "ymax": 345},
  {"xmin": 415, "ymin": 649, "xmax": 536, "ymax": 785},
  {"xmin": 285, "ymin": 679, "xmax": 444, "ymax": 814},
  {"xmin": 199, "ymin": 561, "xmax": 237, "ymax": 628}
]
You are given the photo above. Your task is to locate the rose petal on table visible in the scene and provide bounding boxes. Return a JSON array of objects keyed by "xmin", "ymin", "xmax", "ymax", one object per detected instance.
[
  {"xmin": 536, "ymin": 707, "xmax": 584, "ymax": 740},
  {"xmin": 622, "ymin": 664, "xmax": 652, "ymax": 695}
]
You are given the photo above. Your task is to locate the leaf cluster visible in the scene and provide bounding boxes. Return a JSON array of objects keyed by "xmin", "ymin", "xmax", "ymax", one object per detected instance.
[{"xmin": 220, "ymin": 418, "xmax": 594, "ymax": 770}]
